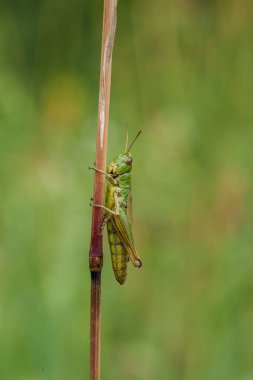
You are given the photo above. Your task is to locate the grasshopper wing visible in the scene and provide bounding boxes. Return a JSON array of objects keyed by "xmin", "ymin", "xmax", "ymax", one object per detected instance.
[
  {"xmin": 127, "ymin": 191, "xmax": 133, "ymax": 228},
  {"xmin": 111, "ymin": 209, "xmax": 142, "ymax": 268}
]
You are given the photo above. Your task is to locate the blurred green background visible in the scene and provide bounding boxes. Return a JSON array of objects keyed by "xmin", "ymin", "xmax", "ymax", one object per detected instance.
[{"xmin": 1, "ymin": 0, "xmax": 253, "ymax": 379}]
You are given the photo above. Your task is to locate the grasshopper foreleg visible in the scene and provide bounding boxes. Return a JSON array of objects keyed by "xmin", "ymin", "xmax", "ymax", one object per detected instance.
[{"xmin": 89, "ymin": 166, "xmax": 117, "ymax": 185}]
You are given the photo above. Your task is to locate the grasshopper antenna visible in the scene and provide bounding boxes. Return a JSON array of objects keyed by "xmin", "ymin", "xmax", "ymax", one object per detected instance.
[
  {"xmin": 127, "ymin": 130, "xmax": 142, "ymax": 153},
  {"xmin": 125, "ymin": 122, "xmax": 129, "ymax": 153}
]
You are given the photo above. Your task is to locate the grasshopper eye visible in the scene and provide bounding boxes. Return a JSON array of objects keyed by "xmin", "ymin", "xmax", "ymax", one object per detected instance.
[{"xmin": 125, "ymin": 157, "xmax": 132, "ymax": 165}]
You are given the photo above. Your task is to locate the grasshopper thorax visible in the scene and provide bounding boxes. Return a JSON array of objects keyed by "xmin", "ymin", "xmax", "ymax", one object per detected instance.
[{"xmin": 107, "ymin": 153, "xmax": 132, "ymax": 176}]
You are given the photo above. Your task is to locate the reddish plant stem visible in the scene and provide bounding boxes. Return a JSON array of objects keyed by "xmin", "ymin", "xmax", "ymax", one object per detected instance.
[
  {"xmin": 90, "ymin": 272, "xmax": 101, "ymax": 380},
  {"xmin": 89, "ymin": 1, "xmax": 118, "ymax": 380}
]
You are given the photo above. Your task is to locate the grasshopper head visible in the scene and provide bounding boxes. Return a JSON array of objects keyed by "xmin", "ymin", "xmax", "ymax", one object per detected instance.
[
  {"xmin": 107, "ymin": 153, "xmax": 132, "ymax": 176},
  {"xmin": 107, "ymin": 129, "xmax": 141, "ymax": 176}
]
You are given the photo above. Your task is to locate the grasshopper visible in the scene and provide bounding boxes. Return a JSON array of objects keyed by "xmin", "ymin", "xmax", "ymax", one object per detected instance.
[{"xmin": 90, "ymin": 130, "xmax": 142, "ymax": 284}]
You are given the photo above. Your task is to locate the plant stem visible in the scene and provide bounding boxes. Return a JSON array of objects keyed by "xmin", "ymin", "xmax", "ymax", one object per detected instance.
[{"xmin": 89, "ymin": 1, "xmax": 118, "ymax": 380}]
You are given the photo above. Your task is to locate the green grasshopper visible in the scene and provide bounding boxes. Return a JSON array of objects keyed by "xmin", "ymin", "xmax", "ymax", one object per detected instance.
[{"xmin": 90, "ymin": 130, "xmax": 142, "ymax": 284}]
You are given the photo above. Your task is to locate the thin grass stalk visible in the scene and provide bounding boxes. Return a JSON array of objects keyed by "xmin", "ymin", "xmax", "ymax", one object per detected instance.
[{"xmin": 89, "ymin": 1, "xmax": 118, "ymax": 380}]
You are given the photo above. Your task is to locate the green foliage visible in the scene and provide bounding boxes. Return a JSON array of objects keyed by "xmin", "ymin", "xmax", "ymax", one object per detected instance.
[{"xmin": 1, "ymin": 1, "xmax": 253, "ymax": 379}]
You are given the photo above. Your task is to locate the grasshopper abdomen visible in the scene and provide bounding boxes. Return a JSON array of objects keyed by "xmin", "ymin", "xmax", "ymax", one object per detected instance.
[{"xmin": 107, "ymin": 221, "xmax": 128, "ymax": 284}]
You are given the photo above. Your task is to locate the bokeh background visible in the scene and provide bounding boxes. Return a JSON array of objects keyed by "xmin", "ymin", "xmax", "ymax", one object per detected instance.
[{"xmin": 1, "ymin": 1, "xmax": 253, "ymax": 379}]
